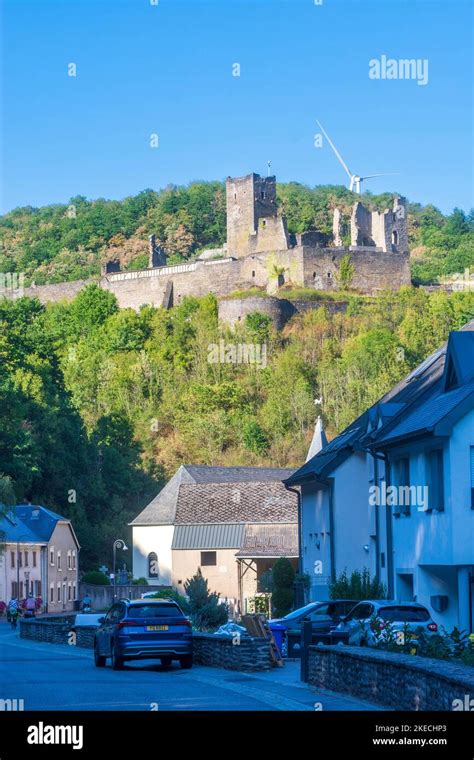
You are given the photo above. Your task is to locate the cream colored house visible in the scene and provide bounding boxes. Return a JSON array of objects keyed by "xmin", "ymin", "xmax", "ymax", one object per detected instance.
[
  {"xmin": 130, "ymin": 465, "xmax": 299, "ymax": 613},
  {"xmin": 0, "ymin": 505, "xmax": 80, "ymax": 612}
]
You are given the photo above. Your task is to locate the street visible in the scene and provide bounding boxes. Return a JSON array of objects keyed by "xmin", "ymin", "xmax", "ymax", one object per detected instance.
[{"xmin": 0, "ymin": 623, "xmax": 383, "ymax": 711}]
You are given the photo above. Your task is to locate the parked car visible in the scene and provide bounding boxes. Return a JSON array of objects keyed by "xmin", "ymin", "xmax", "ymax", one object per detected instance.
[
  {"xmin": 270, "ymin": 600, "xmax": 358, "ymax": 635},
  {"xmin": 94, "ymin": 598, "xmax": 193, "ymax": 670},
  {"xmin": 72, "ymin": 613, "xmax": 104, "ymax": 628},
  {"xmin": 333, "ymin": 600, "xmax": 438, "ymax": 646}
]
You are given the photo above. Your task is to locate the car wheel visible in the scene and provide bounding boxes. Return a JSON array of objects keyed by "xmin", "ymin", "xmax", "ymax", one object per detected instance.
[
  {"xmin": 179, "ymin": 656, "xmax": 193, "ymax": 669},
  {"xmin": 111, "ymin": 642, "xmax": 124, "ymax": 670},
  {"xmin": 94, "ymin": 642, "xmax": 106, "ymax": 668},
  {"xmin": 160, "ymin": 657, "xmax": 172, "ymax": 668}
]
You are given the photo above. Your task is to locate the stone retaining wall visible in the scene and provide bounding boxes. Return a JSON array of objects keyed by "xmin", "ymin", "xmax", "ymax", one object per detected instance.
[
  {"xmin": 192, "ymin": 632, "xmax": 272, "ymax": 671},
  {"xmin": 308, "ymin": 645, "xmax": 474, "ymax": 711},
  {"xmin": 20, "ymin": 619, "xmax": 273, "ymax": 670}
]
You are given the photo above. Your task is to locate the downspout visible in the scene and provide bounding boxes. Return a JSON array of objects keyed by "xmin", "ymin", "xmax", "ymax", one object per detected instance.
[
  {"xmin": 328, "ymin": 478, "xmax": 336, "ymax": 582},
  {"xmin": 284, "ymin": 485, "xmax": 302, "ymax": 574},
  {"xmin": 373, "ymin": 456, "xmax": 380, "ymax": 582},
  {"xmin": 372, "ymin": 451, "xmax": 394, "ymax": 598}
]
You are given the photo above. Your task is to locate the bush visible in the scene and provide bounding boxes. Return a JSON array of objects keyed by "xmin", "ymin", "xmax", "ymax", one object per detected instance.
[
  {"xmin": 131, "ymin": 577, "xmax": 149, "ymax": 585},
  {"xmin": 271, "ymin": 558, "xmax": 295, "ymax": 617},
  {"xmin": 82, "ymin": 570, "xmax": 110, "ymax": 586},
  {"xmin": 184, "ymin": 568, "xmax": 228, "ymax": 631},
  {"xmin": 329, "ymin": 568, "xmax": 386, "ymax": 600},
  {"xmin": 145, "ymin": 588, "xmax": 190, "ymax": 614}
]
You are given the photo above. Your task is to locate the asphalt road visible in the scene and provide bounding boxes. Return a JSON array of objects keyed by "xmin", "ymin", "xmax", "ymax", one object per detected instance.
[{"xmin": 0, "ymin": 622, "xmax": 383, "ymax": 711}]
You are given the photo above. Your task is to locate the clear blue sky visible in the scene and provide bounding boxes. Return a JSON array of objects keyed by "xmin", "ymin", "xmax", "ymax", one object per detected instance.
[{"xmin": 1, "ymin": 0, "xmax": 473, "ymax": 214}]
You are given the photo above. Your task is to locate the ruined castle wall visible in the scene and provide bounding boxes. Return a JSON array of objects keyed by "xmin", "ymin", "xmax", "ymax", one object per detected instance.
[
  {"xmin": 21, "ymin": 279, "xmax": 94, "ymax": 304},
  {"xmin": 219, "ymin": 296, "xmax": 350, "ymax": 330},
  {"xmin": 302, "ymin": 247, "xmax": 411, "ymax": 294}
]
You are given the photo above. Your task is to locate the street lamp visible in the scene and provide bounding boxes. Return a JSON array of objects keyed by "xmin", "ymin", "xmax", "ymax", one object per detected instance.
[{"xmin": 112, "ymin": 539, "xmax": 128, "ymax": 598}]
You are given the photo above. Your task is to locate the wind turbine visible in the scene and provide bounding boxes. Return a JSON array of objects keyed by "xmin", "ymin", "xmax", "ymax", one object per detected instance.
[{"xmin": 316, "ymin": 120, "xmax": 397, "ymax": 194}]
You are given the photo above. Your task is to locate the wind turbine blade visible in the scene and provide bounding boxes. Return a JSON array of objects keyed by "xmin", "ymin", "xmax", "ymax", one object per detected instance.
[
  {"xmin": 316, "ymin": 120, "xmax": 352, "ymax": 180},
  {"xmin": 360, "ymin": 173, "xmax": 400, "ymax": 180}
]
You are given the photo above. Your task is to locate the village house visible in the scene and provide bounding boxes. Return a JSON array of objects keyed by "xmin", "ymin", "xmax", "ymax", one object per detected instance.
[
  {"xmin": 0, "ymin": 504, "xmax": 80, "ymax": 612},
  {"xmin": 130, "ymin": 465, "xmax": 298, "ymax": 613},
  {"xmin": 285, "ymin": 320, "xmax": 474, "ymax": 633}
]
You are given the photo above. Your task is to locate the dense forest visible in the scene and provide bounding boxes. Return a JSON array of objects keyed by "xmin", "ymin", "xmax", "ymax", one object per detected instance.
[
  {"xmin": 0, "ymin": 285, "xmax": 473, "ymax": 568},
  {"xmin": 0, "ymin": 181, "xmax": 472, "ymax": 286}
]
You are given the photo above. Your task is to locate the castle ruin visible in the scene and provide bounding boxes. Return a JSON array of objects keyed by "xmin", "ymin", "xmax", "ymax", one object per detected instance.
[{"xmin": 17, "ymin": 172, "xmax": 411, "ymax": 313}]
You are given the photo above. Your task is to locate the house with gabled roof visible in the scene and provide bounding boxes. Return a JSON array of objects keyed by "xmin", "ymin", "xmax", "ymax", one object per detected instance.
[
  {"xmin": 0, "ymin": 504, "xmax": 80, "ymax": 611},
  {"xmin": 129, "ymin": 465, "xmax": 298, "ymax": 613},
  {"xmin": 285, "ymin": 319, "xmax": 474, "ymax": 632}
]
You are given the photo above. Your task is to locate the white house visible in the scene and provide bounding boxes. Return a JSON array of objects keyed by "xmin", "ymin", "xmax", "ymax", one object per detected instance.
[
  {"xmin": 129, "ymin": 465, "xmax": 298, "ymax": 612},
  {"xmin": 285, "ymin": 320, "xmax": 474, "ymax": 632}
]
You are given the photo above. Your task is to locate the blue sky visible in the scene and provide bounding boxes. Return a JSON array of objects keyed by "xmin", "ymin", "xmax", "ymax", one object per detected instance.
[{"xmin": 1, "ymin": 0, "xmax": 473, "ymax": 214}]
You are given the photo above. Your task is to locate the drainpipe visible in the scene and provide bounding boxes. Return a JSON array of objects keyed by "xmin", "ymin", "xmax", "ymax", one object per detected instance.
[
  {"xmin": 372, "ymin": 451, "xmax": 394, "ymax": 598},
  {"xmin": 284, "ymin": 485, "xmax": 302, "ymax": 574},
  {"xmin": 373, "ymin": 456, "xmax": 380, "ymax": 583},
  {"xmin": 328, "ymin": 478, "xmax": 336, "ymax": 583}
]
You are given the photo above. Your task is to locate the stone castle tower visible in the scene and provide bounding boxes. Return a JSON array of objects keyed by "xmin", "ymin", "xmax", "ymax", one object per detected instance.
[{"xmin": 226, "ymin": 173, "xmax": 289, "ymax": 257}]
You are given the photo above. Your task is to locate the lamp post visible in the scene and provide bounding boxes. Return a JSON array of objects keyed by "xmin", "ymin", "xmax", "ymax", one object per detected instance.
[{"xmin": 112, "ymin": 539, "xmax": 128, "ymax": 598}]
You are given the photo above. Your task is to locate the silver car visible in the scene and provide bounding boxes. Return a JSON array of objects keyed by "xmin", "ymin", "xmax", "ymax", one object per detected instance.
[{"xmin": 334, "ymin": 600, "xmax": 438, "ymax": 647}]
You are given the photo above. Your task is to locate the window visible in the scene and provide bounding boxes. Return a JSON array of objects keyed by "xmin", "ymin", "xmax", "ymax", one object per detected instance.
[
  {"xmin": 68, "ymin": 583, "xmax": 72, "ymax": 601},
  {"xmin": 35, "ymin": 580, "xmax": 41, "ymax": 596},
  {"xmin": 73, "ymin": 583, "xmax": 76, "ymax": 600},
  {"xmin": 11, "ymin": 582, "xmax": 18, "ymax": 598},
  {"xmin": 57, "ymin": 551, "xmax": 61, "ymax": 570},
  {"xmin": 379, "ymin": 606, "xmax": 430, "ymax": 623},
  {"xmin": 380, "ymin": 552, "xmax": 386, "ymax": 569},
  {"xmin": 50, "ymin": 548, "xmax": 55, "ymax": 566},
  {"xmin": 105, "ymin": 605, "xmax": 125, "ymax": 624},
  {"xmin": 427, "ymin": 449, "xmax": 444, "ymax": 511},
  {"xmin": 251, "ymin": 270, "xmax": 255, "ymax": 277},
  {"xmin": 261, "ymin": 219, "xmax": 267, "ymax": 227},
  {"xmin": 57, "ymin": 583, "xmax": 61, "ymax": 602},
  {"xmin": 19, "ymin": 582, "xmax": 23, "ymax": 598},
  {"xmin": 147, "ymin": 552, "xmax": 159, "ymax": 578},
  {"xmin": 72, "ymin": 551, "xmax": 76, "ymax": 569},
  {"xmin": 348, "ymin": 603, "xmax": 373, "ymax": 620},
  {"xmin": 10, "ymin": 552, "xmax": 15, "ymax": 569},
  {"xmin": 394, "ymin": 457, "xmax": 411, "ymax": 515},
  {"xmin": 260, "ymin": 190, "xmax": 266, "ymax": 200},
  {"xmin": 50, "ymin": 585, "xmax": 54, "ymax": 603},
  {"xmin": 24, "ymin": 551, "xmax": 29, "ymax": 567},
  {"xmin": 470, "ymin": 446, "xmax": 474, "ymax": 509},
  {"xmin": 18, "ymin": 552, "xmax": 22, "ymax": 568},
  {"xmin": 392, "ymin": 230, "xmax": 399, "ymax": 246},
  {"xmin": 200, "ymin": 551, "xmax": 217, "ymax": 567},
  {"xmin": 33, "ymin": 551, "xmax": 37, "ymax": 568},
  {"xmin": 327, "ymin": 272, "xmax": 332, "ymax": 278},
  {"xmin": 67, "ymin": 551, "xmax": 72, "ymax": 570}
]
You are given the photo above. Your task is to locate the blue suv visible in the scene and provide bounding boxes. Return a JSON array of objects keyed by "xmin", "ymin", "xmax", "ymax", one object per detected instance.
[{"xmin": 94, "ymin": 599, "xmax": 193, "ymax": 670}]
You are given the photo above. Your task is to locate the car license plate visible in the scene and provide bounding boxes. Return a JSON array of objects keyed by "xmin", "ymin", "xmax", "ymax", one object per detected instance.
[{"xmin": 147, "ymin": 625, "xmax": 168, "ymax": 631}]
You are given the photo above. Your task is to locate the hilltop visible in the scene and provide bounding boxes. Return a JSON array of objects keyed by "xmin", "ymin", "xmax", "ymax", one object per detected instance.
[{"xmin": 0, "ymin": 181, "xmax": 472, "ymax": 287}]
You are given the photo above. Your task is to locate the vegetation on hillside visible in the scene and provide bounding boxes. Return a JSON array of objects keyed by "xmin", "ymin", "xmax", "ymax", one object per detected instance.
[
  {"xmin": 0, "ymin": 182, "xmax": 472, "ymax": 286},
  {"xmin": 0, "ymin": 285, "xmax": 472, "ymax": 568}
]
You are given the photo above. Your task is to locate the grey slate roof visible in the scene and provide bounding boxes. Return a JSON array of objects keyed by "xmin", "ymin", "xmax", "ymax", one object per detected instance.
[
  {"xmin": 129, "ymin": 464, "xmax": 297, "ymax": 526},
  {"xmin": 236, "ymin": 523, "xmax": 299, "ymax": 558},
  {"xmin": 172, "ymin": 523, "xmax": 245, "ymax": 550},
  {"xmin": 175, "ymin": 482, "xmax": 297, "ymax": 524}
]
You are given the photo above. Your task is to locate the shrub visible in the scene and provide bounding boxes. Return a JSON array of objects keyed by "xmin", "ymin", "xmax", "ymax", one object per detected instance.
[
  {"xmin": 329, "ymin": 568, "xmax": 386, "ymax": 600},
  {"xmin": 131, "ymin": 577, "xmax": 149, "ymax": 585},
  {"xmin": 145, "ymin": 588, "xmax": 190, "ymax": 614},
  {"xmin": 184, "ymin": 568, "xmax": 228, "ymax": 631},
  {"xmin": 82, "ymin": 570, "xmax": 110, "ymax": 586},
  {"xmin": 271, "ymin": 558, "xmax": 295, "ymax": 617}
]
